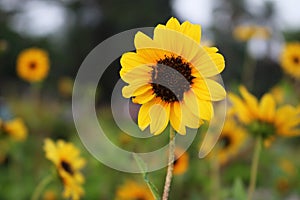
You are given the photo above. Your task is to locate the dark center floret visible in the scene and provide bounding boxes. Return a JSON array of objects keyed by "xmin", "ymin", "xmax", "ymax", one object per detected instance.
[
  {"xmin": 151, "ymin": 55, "xmax": 195, "ymax": 102},
  {"xmin": 293, "ymin": 56, "xmax": 300, "ymax": 65},
  {"xmin": 220, "ymin": 135, "xmax": 231, "ymax": 149},
  {"xmin": 61, "ymin": 160, "xmax": 74, "ymax": 175},
  {"xmin": 29, "ymin": 61, "xmax": 37, "ymax": 70}
]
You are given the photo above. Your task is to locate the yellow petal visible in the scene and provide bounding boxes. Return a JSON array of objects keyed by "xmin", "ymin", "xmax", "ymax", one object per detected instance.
[
  {"xmin": 149, "ymin": 102, "xmax": 170, "ymax": 135},
  {"xmin": 192, "ymin": 78, "xmax": 226, "ymax": 101},
  {"xmin": 122, "ymin": 80, "xmax": 149, "ymax": 98},
  {"xmin": 120, "ymin": 52, "xmax": 150, "ymax": 77},
  {"xmin": 259, "ymin": 94, "xmax": 275, "ymax": 122},
  {"xmin": 239, "ymin": 86, "xmax": 259, "ymax": 117},
  {"xmin": 204, "ymin": 47, "xmax": 225, "ymax": 73},
  {"xmin": 132, "ymin": 89, "xmax": 155, "ymax": 104},
  {"xmin": 120, "ymin": 64, "xmax": 152, "ymax": 83},
  {"xmin": 170, "ymin": 102, "xmax": 186, "ymax": 135},
  {"xmin": 180, "ymin": 21, "xmax": 201, "ymax": 43},
  {"xmin": 138, "ymin": 100, "xmax": 158, "ymax": 130},
  {"xmin": 165, "ymin": 17, "xmax": 181, "ymax": 31},
  {"xmin": 228, "ymin": 93, "xmax": 253, "ymax": 124}
]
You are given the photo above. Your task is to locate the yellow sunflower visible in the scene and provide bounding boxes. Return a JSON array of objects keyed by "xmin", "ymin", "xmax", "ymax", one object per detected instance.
[
  {"xmin": 16, "ymin": 47, "xmax": 50, "ymax": 82},
  {"xmin": 115, "ymin": 180, "xmax": 154, "ymax": 200},
  {"xmin": 229, "ymin": 85, "xmax": 300, "ymax": 140},
  {"xmin": 215, "ymin": 119, "xmax": 247, "ymax": 165},
  {"xmin": 280, "ymin": 42, "xmax": 300, "ymax": 79},
  {"xmin": 120, "ymin": 17, "xmax": 226, "ymax": 135},
  {"xmin": 173, "ymin": 148, "xmax": 189, "ymax": 175},
  {"xmin": 2, "ymin": 118, "xmax": 28, "ymax": 141},
  {"xmin": 233, "ymin": 25, "xmax": 271, "ymax": 42},
  {"xmin": 44, "ymin": 139, "xmax": 86, "ymax": 200}
]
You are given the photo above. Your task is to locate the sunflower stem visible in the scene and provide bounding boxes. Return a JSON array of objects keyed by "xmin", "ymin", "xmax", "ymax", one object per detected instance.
[
  {"xmin": 210, "ymin": 148, "xmax": 221, "ymax": 200},
  {"xmin": 31, "ymin": 174, "xmax": 53, "ymax": 200},
  {"xmin": 162, "ymin": 126, "xmax": 175, "ymax": 200},
  {"xmin": 247, "ymin": 135, "xmax": 262, "ymax": 200}
]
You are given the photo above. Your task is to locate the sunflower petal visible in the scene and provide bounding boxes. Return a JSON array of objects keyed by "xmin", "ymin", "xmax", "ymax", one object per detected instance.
[
  {"xmin": 259, "ymin": 94, "xmax": 275, "ymax": 122},
  {"xmin": 149, "ymin": 102, "xmax": 170, "ymax": 135}
]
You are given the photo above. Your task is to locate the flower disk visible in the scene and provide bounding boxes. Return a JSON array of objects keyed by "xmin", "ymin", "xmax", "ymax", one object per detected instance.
[
  {"xmin": 16, "ymin": 47, "xmax": 50, "ymax": 82},
  {"xmin": 120, "ymin": 17, "xmax": 226, "ymax": 135}
]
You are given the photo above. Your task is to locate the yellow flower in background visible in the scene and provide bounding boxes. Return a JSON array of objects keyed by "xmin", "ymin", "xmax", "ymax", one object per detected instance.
[
  {"xmin": 229, "ymin": 86, "xmax": 300, "ymax": 140},
  {"xmin": 58, "ymin": 77, "xmax": 74, "ymax": 98},
  {"xmin": 115, "ymin": 180, "xmax": 154, "ymax": 200},
  {"xmin": 2, "ymin": 118, "xmax": 28, "ymax": 141},
  {"xmin": 44, "ymin": 139, "xmax": 86, "ymax": 200},
  {"xmin": 16, "ymin": 47, "xmax": 50, "ymax": 82},
  {"xmin": 214, "ymin": 119, "xmax": 247, "ymax": 165},
  {"xmin": 233, "ymin": 25, "xmax": 271, "ymax": 41},
  {"xmin": 280, "ymin": 42, "xmax": 300, "ymax": 79},
  {"xmin": 120, "ymin": 17, "xmax": 226, "ymax": 135},
  {"xmin": 173, "ymin": 148, "xmax": 189, "ymax": 175},
  {"xmin": 43, "ymin": 190, "xmax": 58, "ymax": 200}
]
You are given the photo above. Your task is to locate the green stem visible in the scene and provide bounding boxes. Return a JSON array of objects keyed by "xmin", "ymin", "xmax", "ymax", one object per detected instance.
[
  {"xmin": 31, "ymin": 174, "xmax": 53, "ymax": 200},
  {"xmin": 210, "ymin": 149, "xmax": 221, "ymax": 200},
  {"xmin": 247, "ymin": 136, "xmax": 262, "ymax": 200},
  {"xmin": 162, "ymin": 126, "xmax": 175, "ymax": 200}
]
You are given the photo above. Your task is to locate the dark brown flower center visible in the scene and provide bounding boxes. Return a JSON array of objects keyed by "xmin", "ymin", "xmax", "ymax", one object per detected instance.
[
  {"xmin": 61, "ymin": 160, "xmax": 74, "ymax": 175},
  {"xmin": 293, "ymin": 56, "xmax": 300, "ymax": 65},
  {"xmin": 219, "ymin": 135, "xmax": 231, "ymax": 149},
  {"xmin": 29, "ymin": 61, "xmax": 37, "ymax": 70},
  {"xmin": 151, "ymin": 55, "xmax": 195, "ymax": 102}
]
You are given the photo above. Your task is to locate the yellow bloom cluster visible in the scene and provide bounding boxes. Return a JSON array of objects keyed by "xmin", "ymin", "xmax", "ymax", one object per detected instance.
[
  {"xmin": 1, "ymin": 118, "xmax": 28, "ymax": 141},
  {"xmin": 233, "ymin": 24, "xmax": 271, "ymax": 41}
]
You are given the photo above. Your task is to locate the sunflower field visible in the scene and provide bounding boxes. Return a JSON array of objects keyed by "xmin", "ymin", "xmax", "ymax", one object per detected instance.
[{"xmin": 1, "ymin": 0, "xmax": 300, "ymax": 200}]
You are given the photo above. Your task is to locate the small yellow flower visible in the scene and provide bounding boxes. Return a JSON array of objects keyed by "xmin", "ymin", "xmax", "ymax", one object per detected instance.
[
  {"xmin": 173, "ymin": 148, "xmax": 189, "ymax": 175},
  {"xmin": 58, "ymin": 77, "xmax": 74, "ymax": 98},
  {"xmin": 43, "ymin": 190, "xmax": 58, "ymax": 200},
  {"xmin": 2, "ymin": 118, "xmax": 28, "ymax": 141},
  {"xmin": 16, "ymin": 47, "xmax": 50, "ymax": 82},
  {"xmin": 233, "ymin": 25, "xmax": 271, "ymax": 42},
  {"xmin": 204, "ymin": 118, "xmax": 247, "ymax": 165},
  {"xmin": 120, "ymin": 17, "xmax": 226, "ymax": 135},
  {"xmin": 115, "ymin": 180, "xmax": 154, "ymax": 200},
  {"xmin": 280, "ymin": 42, "xmax": 300, "ymax": 79},
  {"xmin": 44, "ymin": 139, "xmax": 86, "ymax": 200},
  {"xmin": 279, "ymin": 159, "xmax": 297, "ymax": 177},
  {"xmin": 229, "ymin": 86, "xmax": 300, "ymax": 140}
]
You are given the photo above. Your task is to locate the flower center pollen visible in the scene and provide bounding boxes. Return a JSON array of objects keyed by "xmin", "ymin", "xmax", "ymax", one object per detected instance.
[
  {"xmin": 151, "ymin": 55, "xmax": 195, "ymax": 102},
  {"xmin": 61, "ymin": 160, "xmax": 74, "ymax": 175}
]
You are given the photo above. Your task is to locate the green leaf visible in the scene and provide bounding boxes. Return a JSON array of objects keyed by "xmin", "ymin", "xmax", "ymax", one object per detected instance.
[
  {"xmin": 133, "ymin": 153, "xmax": 161, "ymax": 200},
  {"xmin": 232, "ymin": 177, "xmax": 247, "ymax": 200}
]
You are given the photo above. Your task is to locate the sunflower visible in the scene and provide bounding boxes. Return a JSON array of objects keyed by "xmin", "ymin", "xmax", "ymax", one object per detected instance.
[
  {"xmin": 233, "ymin": 25, "xmax": 271, "ymax": 42},
  {"xmin": 120, "ymin": 17, "xmax": 226, "ymax": 135},
  {"xmin": 215, "ymin": 119, "xmax": 247, "ymax": 164},
  {"xmin": 16, "ymin": 47, "xmax": 50, "ymax": 82},
  {"xmin": 115, "ymin": 180, "xmax": 154, "ymax": 200},
  {"xmin": 2, "ymin": 118, "xmax": 28, "ymax": 141},
  {"xmin": 280, "ymin": 42, "xmax": 300, "ymax": 79},
  {"xmin": 229, "ymin": 85, "xmax": 300, "ymax": 140},
  {"xmin": 173, "ymin": 148, "xmax": 189, "ymax": 175},
  {"xmin": 44, "ymin": 139, "xmax": 86, "ymax": 200}
]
